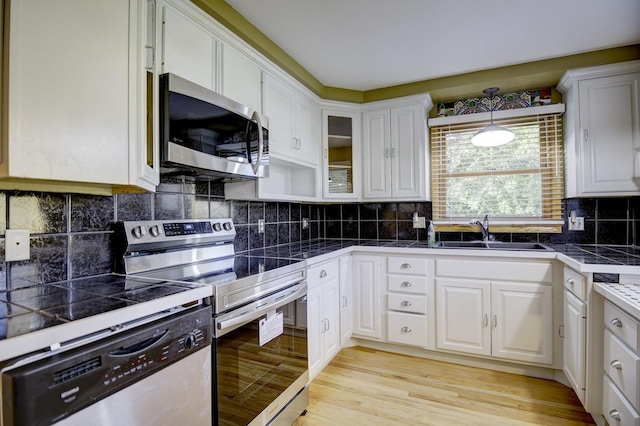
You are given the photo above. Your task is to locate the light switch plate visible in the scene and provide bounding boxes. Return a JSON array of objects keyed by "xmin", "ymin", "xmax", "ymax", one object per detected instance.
[
  {"xmin": 568, "ymin": 217, "xmax": 585, "ymax": 231},
  {"xmin": 413, "ymin": 217, "xmax": 426, "ymax": 229},
  {"xmin": 6, "ymin": 229, "xmax": 30, "ymax": 261}
]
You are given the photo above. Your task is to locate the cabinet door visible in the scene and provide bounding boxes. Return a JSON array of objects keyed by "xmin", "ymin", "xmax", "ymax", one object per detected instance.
[
  {"xmin": 564, "ymin": 290, "xmax": 587, "ymax": 404},
  {"xmin": 323, "ymin": 110, "xmax": 360, "ymax": 199},
  {"xmin": 390, "ymin": 104, "xmax": 425, "ymax": 199},
  {"xmin": 263, "ymin": 74, "xmax": 295, "ymax": 159},
  {"xmin": 306, "ymin": 286, "xmax": 323, "ymax": 379},
  {"xmin": 491, "ymin": 282, "xmax": 553, "ymax": 364},
  {"xmin": 436, "ymin": 279, "xmax": 490, "ymax": 356},
  {"xmin": 5, "ymin": 0, "xmax": 132, "ymax": 185},
  {"xmin": 578, "ymin": 72, "xmax": 640, "ymax": 194},
  {"xmin": 221, "ymin": 43, "xmax": 262, "ymax": 113},
  {"xmin": 363, "ymin": 109, "xmax": 392, "ymax": 199},
  {"xmin": 322, "ymin": 278, "xmax": 341, "ymax": 361},
  {"xmin": 295, "ymin": 95, "xmax": 321, "ymax": 165},
  {"xmin": 352, "ymin": 255, "xmax": 382, "ymax": 340},
  {"xmin": 339, "ymin": 255, "xmax": 354, "ymax": 345},
  {"xmin": 162, "ymin": 5, "xmax": 216, "ymax": 91}
]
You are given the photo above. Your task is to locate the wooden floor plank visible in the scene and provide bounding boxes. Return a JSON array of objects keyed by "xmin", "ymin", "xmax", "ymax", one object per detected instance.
[{"xmin": 293, "ymin": 347, "xmax": 595, "ymax": 426}]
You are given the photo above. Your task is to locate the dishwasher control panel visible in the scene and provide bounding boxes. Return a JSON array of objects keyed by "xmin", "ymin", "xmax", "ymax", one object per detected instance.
[{"xmin": 1, "ymin": 305, "xmax": 212, "ymax": 426}]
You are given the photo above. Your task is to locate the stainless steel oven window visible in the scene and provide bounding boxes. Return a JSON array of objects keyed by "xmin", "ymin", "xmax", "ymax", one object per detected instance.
[{"xmin": 213, "ymin": 295, "xmax": 307, "ymax": 426}]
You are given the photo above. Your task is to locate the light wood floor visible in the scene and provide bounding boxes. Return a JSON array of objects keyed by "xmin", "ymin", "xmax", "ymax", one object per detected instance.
[{"xmin": 293, "ymin": 346, "xmax": 596, "ymax": 426}]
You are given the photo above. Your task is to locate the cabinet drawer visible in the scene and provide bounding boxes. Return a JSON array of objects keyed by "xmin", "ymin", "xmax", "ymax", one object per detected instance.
[
  {"xmin": 563, "ymin": 267, "xmax": 586, "ymax": 300},
  {"xmin": 387, "ymin": 274, "xmax": 427, "ymax": 294},
  {"xmin": 387, "ymin": 311, "xmax": 427, "ymax": 347},
  {"xmin": 387, "ymin": 293, "xmax": 426, "ymax": 314},
  {"xmin": 307, "ymin": 259, "xmax": 339, "ymax": 289},
  {"xmin": 388, "ymin": 256, "xmax": 428, "ymax": 275},
  {"xmin": 605, "ymin": 301, "xmax": 640, "ymax": 351},
  {"xmin": 605, "ymin": 329, "xmax": 640, "ymax": 409},
  {"xmin": 603, "ymin": 375, "xmax": 640, "ymax": 426}
]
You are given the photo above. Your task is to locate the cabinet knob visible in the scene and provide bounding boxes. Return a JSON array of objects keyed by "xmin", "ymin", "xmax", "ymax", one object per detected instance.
[
  {"xmin": 401, "ymin": 301, "xmax": 412, "ymax": 307},
  {"xmin": 609, "ymin": 409, "xmax": 621, "ymax": 421},
  {"xmin": 400, "ymin": 263, "xmax": 411, "ymax": 269},
  {"xmin": 610, "ymin": 360, "xmax": 623, "ymax": 370},
  {"xmin": 400, "ymin": 326, "xmax": 412, "ymax": 333},
  {"xmin": 610, "ymin": 318, "xmax": 623, "ymax": 328},
  {"xmin": 566, "ymin": 278, "xmax": 574, "ymax": 286},
  {"xmin": 400, "ymin": 281, "xmax": 412, "ymax": 287},
  {"xmin": 320, "ymin": 270, "xmax": 327, "ymax": 278}
]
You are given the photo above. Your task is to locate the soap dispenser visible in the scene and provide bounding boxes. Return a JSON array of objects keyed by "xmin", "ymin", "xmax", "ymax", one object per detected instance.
[{"xmin": 427, "ymin": 221, "xmax": 436, "ymax": 247}]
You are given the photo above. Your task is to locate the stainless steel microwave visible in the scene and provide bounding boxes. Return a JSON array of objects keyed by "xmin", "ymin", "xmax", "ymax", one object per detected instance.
[{"xmin": 159, "ymin": 73, "xmax": 269, "ymax": 179}]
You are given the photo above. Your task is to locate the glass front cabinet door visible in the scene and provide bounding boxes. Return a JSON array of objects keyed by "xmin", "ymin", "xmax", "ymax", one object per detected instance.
[{"xmin": 322, "ymin": 108, "xmax": 361, "ymax": 199}]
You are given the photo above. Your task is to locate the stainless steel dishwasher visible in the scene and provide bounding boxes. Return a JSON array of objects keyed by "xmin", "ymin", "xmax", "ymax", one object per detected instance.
[{"xmin": 1, "ymin": 304, "xmax": 212, "ymax": 426}]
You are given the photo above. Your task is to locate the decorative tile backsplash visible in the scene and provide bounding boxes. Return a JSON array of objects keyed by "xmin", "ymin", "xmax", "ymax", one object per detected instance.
[{"xmin": 0, "ymin": 174, "xmax": 637, "ymax": 291}]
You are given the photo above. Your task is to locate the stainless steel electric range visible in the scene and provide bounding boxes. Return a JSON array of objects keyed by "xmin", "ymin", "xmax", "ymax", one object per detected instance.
[{"xmin": 118, "ymin": 219, "xmax": 309, "ymax": 426}]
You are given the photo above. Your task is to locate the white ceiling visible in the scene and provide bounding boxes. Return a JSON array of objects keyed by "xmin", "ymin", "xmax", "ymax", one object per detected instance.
[{"xmin": 224, "ymin": 0, "xmax": 640, "ymax": 91}]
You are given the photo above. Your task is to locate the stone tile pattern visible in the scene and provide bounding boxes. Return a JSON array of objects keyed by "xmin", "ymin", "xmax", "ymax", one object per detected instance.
[{"xmin": 0, "ymin": 174, "xmax": 637, "ymax": 290}]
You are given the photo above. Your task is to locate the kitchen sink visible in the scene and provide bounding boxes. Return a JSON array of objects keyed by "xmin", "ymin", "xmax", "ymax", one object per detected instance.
[{"xmin": 435, "ymin": 241, "xmax": 553, "ymax": 251}]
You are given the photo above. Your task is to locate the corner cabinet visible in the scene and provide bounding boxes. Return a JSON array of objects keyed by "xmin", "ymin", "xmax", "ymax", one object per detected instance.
[
  {"xmin": 1, "ymin": 0, "xmax": 159, "ymax": 194},
  {"xmin": 321, "ymin": 104, "xmax": 361, "ymax": 200},
  {"xmin": 558, "ymin": 60, "xmax": 640, "ymax": 197},
  {"xmin": 362, "ymin": 95, "xmax": 432, "ymax": 201}
]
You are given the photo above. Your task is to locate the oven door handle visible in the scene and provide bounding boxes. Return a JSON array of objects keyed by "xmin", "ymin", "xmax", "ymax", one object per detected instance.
[{"xmin": 216, "ymin": 283, "xmax": 306, "ymax": 337}]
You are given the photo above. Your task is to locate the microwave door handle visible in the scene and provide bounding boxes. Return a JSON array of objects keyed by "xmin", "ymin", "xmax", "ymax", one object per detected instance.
[{"xmin": 251, "ymin": 111, "xmax": 264, "ymax": 174}]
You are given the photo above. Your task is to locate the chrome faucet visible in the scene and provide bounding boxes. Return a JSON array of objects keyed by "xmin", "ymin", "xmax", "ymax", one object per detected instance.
[{"xmin": 470, "ymin": 214, "xmax": 491, "ymax": 242}]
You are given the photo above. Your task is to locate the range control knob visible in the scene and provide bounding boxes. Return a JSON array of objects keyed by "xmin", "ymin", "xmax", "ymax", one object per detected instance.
[
  {"xmin": 149, "ymin": 225, "xmax": 161, "ymax": 237},
  {"xmin": 223, "ymin": 222, "xmax": 233, "ymax": 231},
  {"xmin": 183, "ymin": 333, "xmax": 197, "ymax": 350},
  {"xmin": 213, "ymin": 223, "xmax": 222, "ymax": 232},
  {"xmin": 131, "ymin": 226, "xmax": 146, "ymax": 239}
]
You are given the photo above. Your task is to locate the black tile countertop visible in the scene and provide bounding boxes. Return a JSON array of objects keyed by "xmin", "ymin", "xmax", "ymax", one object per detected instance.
[{"xmin": 242, "ymin": 239, "xmax": 640, "ymax": 274}]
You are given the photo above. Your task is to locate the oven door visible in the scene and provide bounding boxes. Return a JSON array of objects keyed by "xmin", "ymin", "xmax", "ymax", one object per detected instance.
[{"xmin": 212, "ymin": 283, "xmax": 308, "ymax": 426}]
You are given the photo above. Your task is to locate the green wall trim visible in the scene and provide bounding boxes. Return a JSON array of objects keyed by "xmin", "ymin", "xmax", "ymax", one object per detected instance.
[{"xmin": 190, "ymin": 1, "xmax": 640, "ymax": 104}]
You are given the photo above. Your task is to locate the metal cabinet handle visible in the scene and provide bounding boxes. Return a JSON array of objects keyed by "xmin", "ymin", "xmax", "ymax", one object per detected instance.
[
  {"xmin": 401, "ymin": 301, "xmax": 412, "ymax": 307},
  {"xmin": 611, "ymin": 318, "xmax": 623, "ymax": 328},
  {"xmin": 320, "ymin": 270, "xmax": 327, "ymax": 278},
  {"xmin": 385, "ymin": 148, "xmax": 390, "ymax": 158},
  {"xmin": 323, "ymin": 148, "xmax": 328, "ymax": 158},
  {"xmin": 559, "ymin": 324, "xmax": 565, "ymax": 338},
  {"xmin": 325, "ymin": 318, "xmax": 330, "ymax": 330},
  {"xmin": 584, "ymin": 129, "xmax": 589, "ymax": 143},
  {"xmin": 400, "ymin": 263, "xmax": 411, "ymax": 269},
  {"xmin": 493, "ymin": 315, "xmax": 497, "ymax": 328},
  {"xmin": 400, "ymin": 281, "xmax": 412, "ymax": 288},
  {"xmin": 610, "ymin": 360, "xmax": 623, "ymax": 370},
  {"xmin": 401, "ymin": 326, "xmax": 412, "ymax": 333},
  {"xmin": 609, "ymin": 409, "xmax": 621, "ymax": 420},
  {"xmin": 342, "ymin": 296, "xmax": 348, "ymax": 307},
  {"xmin": 391, "ymin": 147, "xmax": 396, "ymax": 158},
  {"xmin": 566, "ymin": 278, "xmax": 574, "ymax": 286},
  {"xmin": 483, "ymin": 314, "xmax": 488, "ymax": 327}
]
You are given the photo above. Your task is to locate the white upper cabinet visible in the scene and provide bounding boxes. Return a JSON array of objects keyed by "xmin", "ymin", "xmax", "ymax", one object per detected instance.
[
  {"xmin": 220, "ymin": 43, "xmax": 262, "ymax": 113},
  {"xmin": 1, "ymin": 0, "xmax": 157, "ymax": 193},
  {"xmin": 161, "ymin": 2, "xmax": 217, "ymax": 91},
  {"xmin": 263, "ymin": 73, "xmax": 321, "ymax": 166},
  {"xmin": 558, "ymin": 60, "xmax": 640, "ymax": 197},
  {"xmin": 362, "ymin": 96, "xmax": 432, "ymax": 200}
]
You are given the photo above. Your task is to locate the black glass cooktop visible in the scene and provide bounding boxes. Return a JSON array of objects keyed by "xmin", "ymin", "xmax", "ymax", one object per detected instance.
[{"xmin": 0, "ymin": 274, "xmax": 203, "ymax": 341}]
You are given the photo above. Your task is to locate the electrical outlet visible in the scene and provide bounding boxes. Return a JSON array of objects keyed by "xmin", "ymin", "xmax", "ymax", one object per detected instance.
[
  {"xmin": 6, "ymin": 229, "xmax": 30, "ymax": 261},
  {"xmin": 413, "ymin": 216, "xmax": 426, "ymax": 228},
  {"xmin": 258, "ymin": 219, "xmax": 265, "ymax": 234},
  {"xmin": 568, "ymin": 216, "xmax": 585, "ymax": 231},
  {"xmin": 302, "ymin": 218, "xmax": 309, "ymax": 229}
]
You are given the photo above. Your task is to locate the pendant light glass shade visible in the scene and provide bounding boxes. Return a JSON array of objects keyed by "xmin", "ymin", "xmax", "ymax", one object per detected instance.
[{"xmin": 471, "ymin": 88, "xmax": 515, "ymax": 147}]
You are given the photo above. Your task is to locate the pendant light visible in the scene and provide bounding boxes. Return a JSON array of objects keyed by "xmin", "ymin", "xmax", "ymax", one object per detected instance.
[{"xmin": 471, "ymin": 87, "xmax": 515, "ymax": 147}]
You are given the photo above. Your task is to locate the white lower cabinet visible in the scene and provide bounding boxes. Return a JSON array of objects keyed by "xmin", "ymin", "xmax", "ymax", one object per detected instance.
[
  {"xmin": 352, "ymin": 255, "xmax": 382, "ymax": 340},
  {"xmin": 561, "ymin": 265, "xmax": 591, "ymax": 407},
  {"xmin": 307, "ymin": 259, "xmax": 341, "ymax": 380},
  {"xmin": 339, "ymin": 255, "xmax": 354, "ymax": 346},
  {"xmin": 385, "ymin": 256, "xmax": 429, "ymax": 348},
  {"xmin": 435, "ymin": 258, "xmax": 554, "ymax": 365},
  {"xmin": 602, "ymin": 300, "xmax": 640, "ymax": 426}
]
